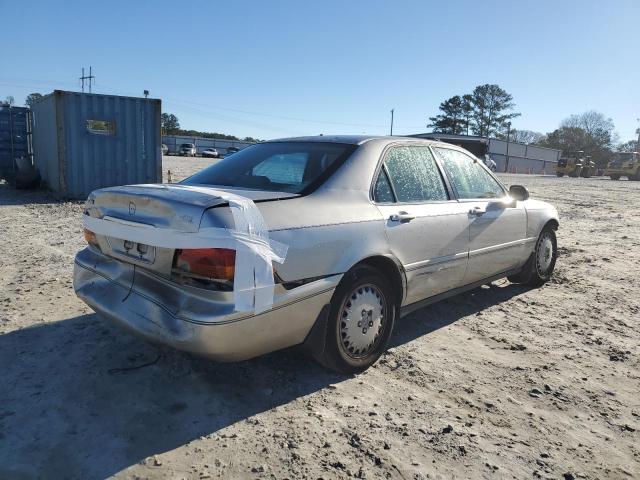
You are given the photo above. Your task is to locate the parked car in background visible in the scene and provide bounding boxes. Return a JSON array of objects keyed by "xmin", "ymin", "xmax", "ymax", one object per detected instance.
[
  {"xmin": 179, "ymin": 143, "xmax": 197, "ymax": 156},
  {"xmin": 162, "ymin": 144, "xmax": 168, "ymax": 155},
  {"xmin": 202, "ymin": 148, "xmax": 220, "ymax": 158},
  {"xmin": 225, "ymin": 146, "xmax": 240, "ymax": 156},
  {"xmin": 75, "ymin": 136, "xmax": 559, "ymax": 373}
]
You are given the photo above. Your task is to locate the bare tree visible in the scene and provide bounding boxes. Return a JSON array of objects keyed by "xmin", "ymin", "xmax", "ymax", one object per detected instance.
[
  {"xmin": 561, "ymin": 111, "xmax": 616, "ymax": 146},
  {"xmin": 541, "ymin": 111, "xmax": 616, "ymax": 167},
  {"xmin": 618, "ymin": 140, "xmax": 638, "ymax": 152},
  {"xmin": 511, "ymin": 129, "xmax": 544, "ymax": 145}
]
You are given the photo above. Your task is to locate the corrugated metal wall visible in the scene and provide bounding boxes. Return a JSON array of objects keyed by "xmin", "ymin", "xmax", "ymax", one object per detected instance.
[
  {"xmin": 489, "ymin": 138, "xmax": 561, "ymax": 174},
  {"xmin": 410, "ymin": 133, "xmax": 562, "ymax": 174},
  {"xmin": 32, "ymin": 91, "xmax": 161, "ymax": 198},
  {"xmin": 162, "ymin": 135, "xmax": 255, "ymax": 155},
  {"xmin": 0, "ymin": 106, "xmax": 32, "ymax": 181}
]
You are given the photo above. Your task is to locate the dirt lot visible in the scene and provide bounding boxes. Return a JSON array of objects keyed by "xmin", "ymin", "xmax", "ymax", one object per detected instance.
[{"xmin": 1, "ymin": 163, "xmax": 638, "ymax": 479}]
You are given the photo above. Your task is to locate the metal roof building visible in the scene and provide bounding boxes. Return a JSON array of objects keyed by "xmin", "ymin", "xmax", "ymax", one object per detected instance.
[{"xmin": 411, "ymin": 133, "xmax": 562, "ymax": 174}]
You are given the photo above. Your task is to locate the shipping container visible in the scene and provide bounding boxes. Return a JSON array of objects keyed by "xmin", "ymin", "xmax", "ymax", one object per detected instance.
[
  {"xmin": 31, "ymin": 90, "xmax": 161, "ymax": 198},
  {"xmin": 0, "ymin": 105, "xmax": 32, "ymax": 182}
]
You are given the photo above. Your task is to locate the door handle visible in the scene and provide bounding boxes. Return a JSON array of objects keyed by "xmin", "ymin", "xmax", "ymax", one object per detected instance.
[
  {"xmin": 468, "ymin": 206, "xmax": 486, "ymax": 217},
  {"xmin": 389, "ymin": 211, "xmax": 415, "ymax": 222}
]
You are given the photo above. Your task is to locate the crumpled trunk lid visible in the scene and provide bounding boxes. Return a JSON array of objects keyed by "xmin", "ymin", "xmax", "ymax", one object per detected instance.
[
  {"xmin": 89, "ymin": 184, "xmax": 297, "ymax": 230},
  {"xmin": 85, "ymin": 183, "xmax": 296, "ymax": 277}
]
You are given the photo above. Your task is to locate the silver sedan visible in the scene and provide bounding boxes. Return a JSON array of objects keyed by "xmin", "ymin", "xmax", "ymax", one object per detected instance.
[{"xmin": 74, "ymin": 136, "xmax": 559, "ymax": 373}]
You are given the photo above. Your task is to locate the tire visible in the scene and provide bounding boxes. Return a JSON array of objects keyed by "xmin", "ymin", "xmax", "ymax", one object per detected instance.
[
  {"xmin": 316, "ymin": 265, "xmax": 396, "ymax": 374},
  {"xmin": 556, "ymin": 173, "xmax": 564, "ymax": 177},
  {"xmin": 610, "ymin": 175, "xmax": 620, "ymax": 180},
  {"xmin": 508, "ymin": 226, "xmax": 557, "ymax": 287}
]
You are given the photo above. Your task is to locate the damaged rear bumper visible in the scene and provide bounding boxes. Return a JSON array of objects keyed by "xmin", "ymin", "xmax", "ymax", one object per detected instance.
[{"xmin": 73, "ymin": 248, "xmax": 339, "ymax": 361}]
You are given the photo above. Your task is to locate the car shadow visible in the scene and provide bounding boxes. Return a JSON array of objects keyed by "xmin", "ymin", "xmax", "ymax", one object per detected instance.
[
  {"xmin": 392, "ymin": 280, "xmax": 532, "ymax": 348},
  {"xmin": 0, "ymin": 281, "xmax": 530, "ymax": 479}
]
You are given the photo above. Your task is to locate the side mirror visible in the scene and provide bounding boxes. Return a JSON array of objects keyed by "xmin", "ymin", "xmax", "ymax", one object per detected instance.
[{"xmin": 509, "ymin": 185, "xmax": 529, "ymax": 201}]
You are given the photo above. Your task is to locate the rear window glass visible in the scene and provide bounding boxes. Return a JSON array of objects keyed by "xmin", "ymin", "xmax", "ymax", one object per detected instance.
[{"xmin": 183, "ymin": 142, "xmax": 354, "ymax": 194}]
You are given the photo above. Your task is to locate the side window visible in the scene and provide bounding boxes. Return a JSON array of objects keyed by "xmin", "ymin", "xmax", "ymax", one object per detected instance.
[
  {"xmin": 374, "ymin": 169, "xmax": 394, "ymax": 202},
  {"xmin": 433, "ymin": 148, "xmax": 505, "ymax": 199},
  {"xmin": 382, "ymin": 146, "xmax": 448, "ymax": 202}
]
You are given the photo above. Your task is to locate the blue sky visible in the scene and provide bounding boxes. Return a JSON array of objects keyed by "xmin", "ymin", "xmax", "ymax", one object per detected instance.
[{"xmin": 1, "ymin": 0, "xmax": 638, "ymax": 141}]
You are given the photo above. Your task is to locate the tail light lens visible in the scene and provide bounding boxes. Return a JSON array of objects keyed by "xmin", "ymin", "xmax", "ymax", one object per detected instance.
[
  {"xmin": 83, "ymin": 228, "xmax": 100, "ymax": 249},
  {"xmin": 173, "ymin": 248, "xmax": 236, "ymax": 282}
]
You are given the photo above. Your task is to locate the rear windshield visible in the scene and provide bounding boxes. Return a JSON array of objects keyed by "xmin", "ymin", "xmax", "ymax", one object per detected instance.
[{"xmin": 182, "ymin": 142, "xmax": 355, "ymax": 194}]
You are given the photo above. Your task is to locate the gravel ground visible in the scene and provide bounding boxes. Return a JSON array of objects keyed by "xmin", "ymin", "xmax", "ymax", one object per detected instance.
[{"xmin": 0, "ymin": 164, "xmax": 638, "ymax": 479}]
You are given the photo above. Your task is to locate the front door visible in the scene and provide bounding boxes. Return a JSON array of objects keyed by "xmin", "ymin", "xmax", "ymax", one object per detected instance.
[
  {"xmin": 373, "ymin": 145, "xmax": 470, "ymax": 305},
  {"xmin": 432, "ymin": 147, "xmax": 528, "ymax": 284}
]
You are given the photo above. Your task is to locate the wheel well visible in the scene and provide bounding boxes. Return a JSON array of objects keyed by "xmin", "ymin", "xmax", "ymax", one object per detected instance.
[
  {"xmin": 353, "ymin": 256, "xmax": 405, "ymax": 309},
  {"xmin": 545, "ymin": 219, "xmax": 559, "ymax": 231}
]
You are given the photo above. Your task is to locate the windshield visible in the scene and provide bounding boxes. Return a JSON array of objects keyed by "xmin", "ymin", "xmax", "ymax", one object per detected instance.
[
  {"xmin": 615, "ymin": 152, "xmax": 635, "ymax": 162},
  {"xmin": 181, "ymin": 144, "xmax": 194, "ymax": 148},
  {"xmin": 182, "ymin": 142, "xmax": 355, "ymax": 194}
]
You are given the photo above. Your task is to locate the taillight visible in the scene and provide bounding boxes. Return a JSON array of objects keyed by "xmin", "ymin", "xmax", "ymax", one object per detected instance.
[
  {"xmin": 83, "ymin": 228, "xmax": 100, "ymax": 249},
  {"xmin": 173, "ymin": 248, "xmax": 236, "ymax": 282}
]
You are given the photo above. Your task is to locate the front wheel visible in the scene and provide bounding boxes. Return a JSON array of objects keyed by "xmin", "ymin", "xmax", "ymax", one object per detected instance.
[
  {"xmin": 556, "ymin": 173, "xmax": 564, "ymax": 177},
  {"xmin": 610, "ymin": 175, "xmax": 620, "ymax": 180},
  {"xmin": 317, "ymin": 265, "xmax": 396, "ymax": 374},
  {"xmin": 508, "ymin": 226, "xmax": 557, "ymax": 287}
]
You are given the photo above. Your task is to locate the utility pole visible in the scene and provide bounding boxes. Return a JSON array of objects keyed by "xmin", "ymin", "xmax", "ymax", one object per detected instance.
[
  {"xmin": 390, "ymin": 109, "xmax": 394, "ymax": 136},
  {"xmin": 504, "ymin": 122, "xmax": 511, "ymax": 173},
  {"xmin": 636, "ymin": 118, "xmax": 640, "ymax": 148},
  {"xmin": 79, "ymin": 66, "xmax": 95, "ymax": 93}
]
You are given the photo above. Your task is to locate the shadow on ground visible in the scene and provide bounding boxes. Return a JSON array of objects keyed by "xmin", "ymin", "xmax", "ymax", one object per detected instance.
[
  {"xmin": 0, "ymin": 282, "xmax": 528, "ymax": 479},
  {"xmin": 0, "ymin": 182, "xmax": 72, "ymax": 206}
]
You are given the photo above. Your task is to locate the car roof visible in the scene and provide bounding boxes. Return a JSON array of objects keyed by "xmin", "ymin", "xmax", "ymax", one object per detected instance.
[{"xmin": 266, "ymin": 135, "xmax": 442, "ymax": 146}]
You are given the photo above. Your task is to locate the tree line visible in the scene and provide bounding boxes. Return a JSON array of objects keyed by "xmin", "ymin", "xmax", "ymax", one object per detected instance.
[
  {"xmin": 428, "ymin": 84, "xmax": 637, "ymax": 167},
  {"xmin": 161, "ymin": 113, "xmax": 260, "ymax": 143}
]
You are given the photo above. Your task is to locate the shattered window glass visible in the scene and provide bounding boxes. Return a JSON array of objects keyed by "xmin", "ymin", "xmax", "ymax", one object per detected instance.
[
  {"xmin": 384, "ymin": 146, "xmax": 448, "ymax": 202},
  {"xmin": 434, "ymin": 148, "xmax": 504, "ymax": 199},
  {"xmin": 374, "ymin": 169, "xmax": 395, "ymax": 202}
]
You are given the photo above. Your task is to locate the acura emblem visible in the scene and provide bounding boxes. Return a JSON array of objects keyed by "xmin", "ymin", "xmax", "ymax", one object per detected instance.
[{"xmin": 129, "ymin": 202, "xmax": 136, "ymax": 215}]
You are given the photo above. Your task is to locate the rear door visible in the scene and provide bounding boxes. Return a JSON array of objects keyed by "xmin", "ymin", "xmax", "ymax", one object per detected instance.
[
  {"xmin": 432, "ymin": 147, "xmax": 528, "ymax": 284},
  {"xmin": 373, "ymin": 145, "xmax": 470, "ymax": 305}
]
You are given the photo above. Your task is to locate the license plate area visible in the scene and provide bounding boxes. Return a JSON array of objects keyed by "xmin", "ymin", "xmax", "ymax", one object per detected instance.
[{"xmin": 106, "ymin": 237, "xmax": 157, "ymax": 264}]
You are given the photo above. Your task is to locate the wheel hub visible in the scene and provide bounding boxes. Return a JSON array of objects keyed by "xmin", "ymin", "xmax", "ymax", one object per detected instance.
[
  {"xmin": 340, "ymin": 284, "xmax": 385, "ymax": 358},
  {"xmin": 537, "ymin": 234, "xmax": 554, "ymax": 273}
]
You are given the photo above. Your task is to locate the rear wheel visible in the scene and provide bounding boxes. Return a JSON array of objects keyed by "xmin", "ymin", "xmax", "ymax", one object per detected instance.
[
  {"xmin": 508, "ymin": 226, "xmax": 557, "ymax": 287},
  {"xmin": 610, "ymin": 174, "xmax": 621, "ymax": 180},
  {"xmin": 317, "ymin": 265, "xmax": 396, "ymax": 374},
  {"xmin": 556, "ymin": 173, "xmax": 564, "ymax": 177}
]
